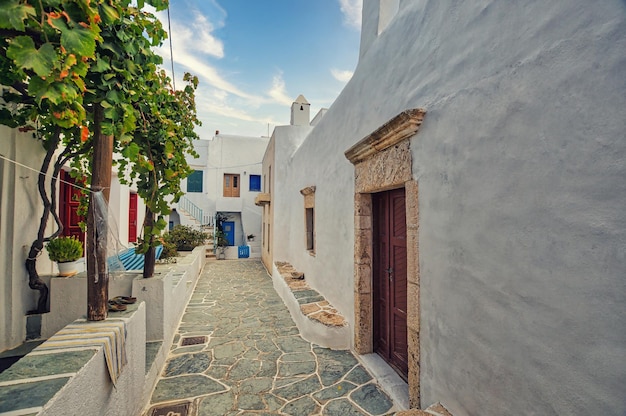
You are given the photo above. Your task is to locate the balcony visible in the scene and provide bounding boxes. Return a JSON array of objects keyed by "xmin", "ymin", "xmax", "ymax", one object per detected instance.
[{"xmin": 254, "ymin": 193, "xmax": 271, "ymax": 206}]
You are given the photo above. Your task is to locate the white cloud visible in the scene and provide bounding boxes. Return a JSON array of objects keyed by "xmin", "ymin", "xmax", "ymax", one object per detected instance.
[
  {"xmin": 331, "ymin": 68, "xmax": 354, "ymax": 83},
  {"xmin": 267, "ymin": 72, "xmax": 293, "ymax": 106},
  {"xmin": 155, "ymin": 9, "xmax": 262, "ymax": 103},
  {"xmin": 338, "ymin": 0, "xmax": 362, "ymax": 29}
]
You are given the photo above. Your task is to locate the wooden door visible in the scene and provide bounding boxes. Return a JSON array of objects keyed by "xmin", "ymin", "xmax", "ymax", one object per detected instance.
[
  {"xmin": 59, "ymin": 171, "xmax": 85, "ymax": 245},
  {"xmin": 223, "ymin": 174, "xmax": 240, "ymax": 197},
  {"xmin": 128, "ymin": 192, "xmax": 138, "ymax": 243},
  {"xmin": 373, "ymin": 188, "xmax": 408, "ymax": 379}
]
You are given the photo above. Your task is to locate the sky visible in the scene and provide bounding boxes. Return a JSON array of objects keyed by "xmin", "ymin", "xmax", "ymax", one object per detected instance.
[{"xmin": 152, "ymin": 0, "xmax": 363, "ymax": 139}]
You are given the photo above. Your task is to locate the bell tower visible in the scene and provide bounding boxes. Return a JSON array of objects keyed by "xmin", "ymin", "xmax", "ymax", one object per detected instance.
[{"xmin": 290, "ymin": 94, "xmax": 310, "ymax": 126}]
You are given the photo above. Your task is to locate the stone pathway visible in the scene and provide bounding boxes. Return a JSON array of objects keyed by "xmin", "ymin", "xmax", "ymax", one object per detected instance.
[{"xmin": 144, "ymin": 259, "xmax": 397, "ymax": 416}]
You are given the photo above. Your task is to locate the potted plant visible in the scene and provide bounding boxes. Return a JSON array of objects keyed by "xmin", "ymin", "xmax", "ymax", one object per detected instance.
[
  {"xmin": 214, "ymin": 230, "xmax": 229, "ymax": 260},
  {"xmin": 46, "ymin": 236, "xmax": 83, "ymax": 276}
]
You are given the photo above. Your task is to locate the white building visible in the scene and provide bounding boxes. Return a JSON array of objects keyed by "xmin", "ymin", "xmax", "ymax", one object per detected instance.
[
  {"xmin": 176, "ymin": 133, "xmax": 269, "ymax": 257},
  {"xmin": 0, "ymin": 127, "xmax": 147, "ymax": 352},
  {"xmin": 260, "ymin": 1, "xmax": 626, "ymax": 415}
]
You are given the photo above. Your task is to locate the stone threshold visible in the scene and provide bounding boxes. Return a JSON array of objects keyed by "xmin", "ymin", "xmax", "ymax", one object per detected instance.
[{"xmin": 275, "ymin": 261, "xmax": 347, "ymax": 328}]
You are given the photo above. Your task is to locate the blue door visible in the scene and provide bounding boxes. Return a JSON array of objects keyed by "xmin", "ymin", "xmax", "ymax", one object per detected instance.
[{"xmin": 223, "ymin": 221, "xmax": 235, "ymax": 246}]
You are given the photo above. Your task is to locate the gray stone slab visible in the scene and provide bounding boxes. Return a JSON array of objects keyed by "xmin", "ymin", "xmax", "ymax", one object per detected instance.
[
  {"xmin": 282, "ymin": 396, "xmax": 321, "ymax": 415},
  {"xmin": 313, "ymin": 381, "xmax": 358, "ymax": 404},
  {"xmin": 197, "ymin": 390, "xmax": 236, "ymax": 415},
  {"xmin": 350, "ymin": 383, "xmax": 393, "ymax": 415},
  {"xmin": 0, "ymin": 377, "xmax": 70, "ymax": 412},
  {"xmin": 323, "ymin": 399, "xmax": 368, "ymax": 415},
  {"xmin": 344, "ymin": 365, "xmax": 373, "ymax": 385},
  {"xmin": 152, "ymin": 374, "xmax": 226, "ymax": 403},
  {"xmin": 0, "ymin": 351, "xmax": 93, "ymax": 382},
  {"xmin": 164, "ymin": 352, "xmax": 211, "ymax": 376},
  {"xmin": 277, "ymin": 360, "xmax": 317, "ymax": 377},
  {"xmin": 239, "ymin": 377, "xmax": 273, "ymax": 394},
  {"xmin": 273, "ymin": 375, "xmax": 322, "ymax": 401}
]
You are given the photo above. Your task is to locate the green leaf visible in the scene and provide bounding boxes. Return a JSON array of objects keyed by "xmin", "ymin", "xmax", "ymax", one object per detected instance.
[
  {"xmin": 61, "ymin": 26, "xmax": 97, "ymax": 57},
  {"xmin": 106, "ymin": 89, "xmax": 121, "ymax": 104},
  {"xmin": 122, "ymin": 142, "xmax": 140, "ymax": 159},
  {"xmin": 92, "ymin": 55, "xmax": 111, "ymax": 72},
  {"xmin": 0, "ymin": 2, "xmax": 36, "ymax": 31},
  {"xmin": 99, "ymin": 3, "xmax": 120, "ymax": 24},
  {"xmin": 7, "ymin": 38, "xmax": 56, "ymax": 77},
  {"xmin": 155, "ymin": 217, "xmax": 167, "ymax": 230}
]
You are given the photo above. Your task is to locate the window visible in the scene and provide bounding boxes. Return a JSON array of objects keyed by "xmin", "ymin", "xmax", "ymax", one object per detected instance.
[
  {"xmin": 223, "ymin": 173, "xmax": 240, "ymax": 197},
  {"xmin": 249, "ymin": 174, "xmax": 261, "ymax": 192},
  {"xmin": 305, "ymin": 208, "xmax": 314, "ymax": 251},
  {"xmin": 300, "ymin": 186, "xmax": 316, "ymax": 254},
  {"xmin": 187, "ymin": 170, "xmax": 203, "ymax": 193}
]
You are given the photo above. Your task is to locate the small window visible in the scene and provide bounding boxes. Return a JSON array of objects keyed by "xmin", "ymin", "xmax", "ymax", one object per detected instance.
[
  {"xmin": 250, "ymin": 174, "xmax": 261, "ymax": 192},
  {"xmin": 305, "ymin": 208, "xmax": 314, "ymax": 251},
  {"xmin": 224, "ymin": 173, "xmax": 240, "ymax": 197},
  {"xmin": 300, "ymin": 185, "xmax": 316, "ymax": 254},
  {"xmin": 187, "ymin": 170, "xmax": 203, "ymax": 193}
]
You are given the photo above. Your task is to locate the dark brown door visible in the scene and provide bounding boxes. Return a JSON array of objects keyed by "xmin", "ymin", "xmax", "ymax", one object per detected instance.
[
  {"xmin": 59, "ymin": 171, "xmax": 85, "ymax": 245},
  {"xmin": 128, "ymin": 192, "xmax": 138, "ymax": 243},
  {"xmin": 373, "ymin": 188, "xmax": 408, "ymax": 379}
]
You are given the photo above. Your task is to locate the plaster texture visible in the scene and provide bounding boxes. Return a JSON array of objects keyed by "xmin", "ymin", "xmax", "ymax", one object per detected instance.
[
  {"xmin": 266, "ymin": 1, "xmax": 626, "ymax": 414},
  {"xmin": 0, "ymin": 128, "xmax": 56, "ymax": 352}
]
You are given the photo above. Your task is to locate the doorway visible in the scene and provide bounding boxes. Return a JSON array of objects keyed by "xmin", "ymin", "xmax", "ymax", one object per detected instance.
[
  {"xmin": 373, "ymin": 188, "xmax": 408, "ymax": 379},
  {"xmin": 59, "ymin": 171, "xmax": 84, "ymax": 245},
  {"xmin": 128, "ymin": 192, "xmax": 137, "ymax": 243},
  {"xmin": 223, "ymin": 221, "xmax": 235, "ymax": 246}
]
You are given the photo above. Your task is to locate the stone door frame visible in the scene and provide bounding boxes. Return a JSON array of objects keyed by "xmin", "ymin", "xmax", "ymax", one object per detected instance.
[{"xmin": 345, "ymin": 108, "xmax": 425, "ymax": 408}]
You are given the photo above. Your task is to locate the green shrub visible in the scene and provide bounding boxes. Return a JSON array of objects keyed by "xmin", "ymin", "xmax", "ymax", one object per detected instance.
[
  {"xmin": 159, "ymin": 240, "xmax": 178, "ymax": 259},
  {"xmin": 46, "ymin": 236, "xmax": 83, "ymax": 263},
  {"xmin": 163, "ymin": 225, "xmax": 208, "ymax": 251}
]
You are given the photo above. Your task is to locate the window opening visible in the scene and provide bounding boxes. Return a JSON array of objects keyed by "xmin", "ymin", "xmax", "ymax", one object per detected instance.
[
  {"xmin": 223, "ymin": 173, "xmax": 240, "ymax": 197},
  {"xmin": 187, "ymin": 170, "xmax": 203, "ymax": 193}
]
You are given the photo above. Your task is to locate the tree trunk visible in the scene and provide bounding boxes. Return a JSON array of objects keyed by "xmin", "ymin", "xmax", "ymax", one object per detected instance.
[
  {"xmin": 143, "ymin": 207, "xmax": 155, "ymax": 278},
  {"xmin": 87, "ymin": 104, "xmax": 113, "ymax": 321},
  {"xmin": 25, "ymin": 131, "xmax": 62, "ymax": 314}
]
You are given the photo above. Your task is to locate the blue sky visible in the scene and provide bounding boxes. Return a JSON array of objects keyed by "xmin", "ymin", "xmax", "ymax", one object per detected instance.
[{"xmin": 153, "ymin": 0, "xmax": 362, "ymax": 139}]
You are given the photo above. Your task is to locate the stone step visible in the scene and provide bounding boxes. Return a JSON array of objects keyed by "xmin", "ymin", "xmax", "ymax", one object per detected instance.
[{"xmin": 275, "ymin": 261, "xmax": 347, "ymax": 328}]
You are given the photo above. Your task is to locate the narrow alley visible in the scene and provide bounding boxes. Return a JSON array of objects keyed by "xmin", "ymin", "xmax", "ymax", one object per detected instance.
[{"xmin": 143, "ymin": 259, "xmax": 397, "ymax": 416}]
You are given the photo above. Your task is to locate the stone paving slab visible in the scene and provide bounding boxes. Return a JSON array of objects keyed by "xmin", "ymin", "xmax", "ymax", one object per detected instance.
[{"xmin": 145, "ymin": 259, "xmax": 398, "ymax": 416}]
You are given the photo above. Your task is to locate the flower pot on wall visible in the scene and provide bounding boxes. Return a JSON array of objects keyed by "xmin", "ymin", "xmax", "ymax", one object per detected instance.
[{"xmin": 57, "ymin": 260, "xmax": 79, "ymax": 277}]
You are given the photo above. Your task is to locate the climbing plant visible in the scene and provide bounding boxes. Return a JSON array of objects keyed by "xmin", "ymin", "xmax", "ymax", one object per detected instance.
[{"xmin": 0, "ymin": 0, "xmax": 199, "ymax": 316}]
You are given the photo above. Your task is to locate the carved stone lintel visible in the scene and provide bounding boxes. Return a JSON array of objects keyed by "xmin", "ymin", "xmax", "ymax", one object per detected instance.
[{"xmin": 345, "ymin": 108, "xmax": 426, "ymax": 165}]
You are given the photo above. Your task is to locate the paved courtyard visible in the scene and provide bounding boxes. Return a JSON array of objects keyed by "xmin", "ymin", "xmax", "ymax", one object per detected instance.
[{"xmin": 144, "ymin": 259, "xmax": 398, "ymax": 416}]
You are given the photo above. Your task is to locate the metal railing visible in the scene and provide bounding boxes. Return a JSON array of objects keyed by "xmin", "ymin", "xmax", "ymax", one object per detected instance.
[{"xmin": 178, "ymin": 196, "xmax": 214, "ymax": 227}]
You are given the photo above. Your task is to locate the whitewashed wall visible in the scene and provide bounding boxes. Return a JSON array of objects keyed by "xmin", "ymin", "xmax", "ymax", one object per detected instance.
[
  {"xmin": 274, "ymin": 1, "xmax": 626, "ymax": 414},
  {"xmin": 0, "ymin": 128, "xmax": 55, "ymax": 352},
  {"xmin": 181, "ymin": 134, "xmax": 268, "ymax": 243}
]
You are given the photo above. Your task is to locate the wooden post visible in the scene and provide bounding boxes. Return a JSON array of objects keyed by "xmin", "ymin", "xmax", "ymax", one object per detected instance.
[
  {"xmin": 143, "ymin": 206, "xmax": 156, "ymax": 278},
  {"xmin": 87, "ymin": 104, "xmax": 113, "ymax": 321}
]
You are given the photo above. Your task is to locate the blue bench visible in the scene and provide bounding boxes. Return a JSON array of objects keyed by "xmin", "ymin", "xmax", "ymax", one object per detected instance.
[{"xmin": 108, "ymin": 245, "xmax": 163, "ymax": 271}]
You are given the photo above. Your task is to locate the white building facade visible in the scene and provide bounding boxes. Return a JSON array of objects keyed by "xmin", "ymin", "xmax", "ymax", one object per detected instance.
[
  {"xmin": 177, "ymin": 133, "xmax": 269, "ymax": 257},
  {"xmin": 261, "ymin": 1, "xmax": 626, "ymax": 415}
]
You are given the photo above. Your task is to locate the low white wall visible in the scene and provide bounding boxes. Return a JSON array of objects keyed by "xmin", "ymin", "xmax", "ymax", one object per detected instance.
[
  {"xmin": 33, "ymin": 246, "xmax": 207, "ymax": 415},
  {"xmin": 41, "ymin": 271, "xmax": 137, "ymax": 339},
  {"xmin": 42, "ymin": 302, "xmax": 147, "ymax": 416}
]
